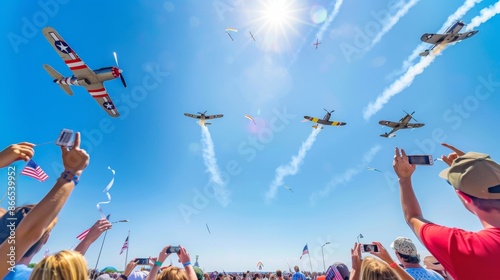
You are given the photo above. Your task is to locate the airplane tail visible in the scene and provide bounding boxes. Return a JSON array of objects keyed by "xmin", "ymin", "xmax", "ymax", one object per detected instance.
[
  {"xmin": 419, "ymin": 50, "xmax": 430, "ymax": 57},
  {"xmin": 380, "ymin": 133, "xmax": 395, "ymax": 138},
  {"xmin": 42, "ymin": 64, "xmax": 73, "ymax": 96}
]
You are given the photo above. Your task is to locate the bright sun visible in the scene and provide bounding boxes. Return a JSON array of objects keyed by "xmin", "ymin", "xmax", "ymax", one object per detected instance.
[{"xmin": 251, "ymin": 0, "xmax": 307, "ymax": 52}]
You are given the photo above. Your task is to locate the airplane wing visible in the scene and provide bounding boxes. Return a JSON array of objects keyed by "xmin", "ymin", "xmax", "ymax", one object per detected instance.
[
  {"xmin": 454, "ymin": 30, "xmax": 479, "ymax": 42},
  {"xmin": 42, "ymin": 27, "xmax": 96, "ymax": 79},
  {"xmin": 420, "ymin": 33, "xmax": 447, "ymax": 45},
  {"xmin": 184, "ymin": 113, "xmax": 201, "ymax": 119},
  {"xmin": 406, "ymin": 123, "xmax": 425, "ymax": 129},
  {"xmin": 378, "ymin": 120, "xmax": 400, "ymax": 128},
  {"xmin": 304, "ymin": 116, "xmax": 346, "ymax": 126},
  {"xmin": 205, "ymin": 114, "xmax": 223, "ymax": 119},
  {"xmin": 85, "ymin": 83, "xmax": 120, "ymax": 117}
]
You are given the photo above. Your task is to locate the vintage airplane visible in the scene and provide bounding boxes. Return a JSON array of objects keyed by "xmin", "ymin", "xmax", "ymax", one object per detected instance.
[
  {"xmin": 303, "ymin": 109, "xmax": 346, "ymax": 129},
  {"xmin": 313, "ymin": 39, "xmax": 321, "ymax": 49},
  {"xmin": 42, "ymin": 26, "xmax": 126, "ymax": 117},
  {"xmin": 379, "ymin": 111, "xmax": 424, "ymax": 138},
  {"xmin": 419, "ymin": 20, "xmax": 478, "ymax": 56},
  {"xmin": 184, "ymin": 111, "xmax": 223, "ymax": 126}
]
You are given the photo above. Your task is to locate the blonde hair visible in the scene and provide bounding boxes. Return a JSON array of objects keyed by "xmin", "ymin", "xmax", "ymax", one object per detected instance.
[
  {"xmin": 156, "ymin": 266, "xmax": 189, "ymax": 280},
  {"xmin": 29, "ymin": 250, "xmax": 88, "ymax": 280},
  {"xmin": 360, "ymin": 257, "xmax": 399, "ymax": 280}
]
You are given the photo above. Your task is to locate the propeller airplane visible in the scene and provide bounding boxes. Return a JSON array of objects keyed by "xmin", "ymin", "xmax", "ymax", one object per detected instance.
[
  {"xmin": 313, "ymin": 39, "xmax": 321, "ymax": 49},
  {"xmin": 42, "ymin": 26, "xmax": 126, "ymax": 117},
  {"xmin": 184, "ymin": 111, "xmax": 223, "ymax": 126},
  {"xmin": 303, "ymin": 109, "xmax": 347, "ymax": 129},
  {"xmin": 379, "ymin": 110, "xmax": 424, "ymax": 138},
  {"xmin": 419, "ymin": 20, "xmax": 478, "ymax": 57}
]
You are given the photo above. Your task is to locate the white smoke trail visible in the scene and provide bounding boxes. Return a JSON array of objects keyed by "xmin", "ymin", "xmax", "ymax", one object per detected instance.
[
  {"xmin": 309, "ymin": 145, "xmax": 381, "ymax": 204},
  {"xmin": 315, "ymin": 0, "xmax": 344, "ymax": 41},
  {"xmin": 201, "ymin": 126, "xmax": 229, "ymax": 205},
  {"xmin": 393, "ymin": 0, "xmax": 483, "ymax": 76},
  {"xmin": 265, "ymin": 128, "xmax": 322, "ymax": 201},
  {"xmin": 466, "ymin": 0, "xmax": 500, "ymax": 30},
  {"xmin": 367, "ymin": 0, "xmax": 421, "ymax": 50},
  {"xmin": 364, "ymin": 0, "xmax": 499, "ymax": 119},
  {"xmin": 363, "ymin": 54, "xmax": 437, "ymax": 120}
]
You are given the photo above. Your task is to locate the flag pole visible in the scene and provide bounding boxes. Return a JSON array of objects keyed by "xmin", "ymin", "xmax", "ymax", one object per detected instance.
[
  {"xmin": 93, "ymin": 214, "xmax": 111, "ymax": 280},
  {"xmin": 307, "ymin": 244, "xmax": 313, "ymax": 273},
  {"xmin": 124, "ymin": 230, "xmax": 130, "ymax": 270}
]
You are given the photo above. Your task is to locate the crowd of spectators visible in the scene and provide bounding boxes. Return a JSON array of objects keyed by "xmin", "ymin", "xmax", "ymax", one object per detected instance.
[{"xmin": 1, "ymin": 136, "xmax": 498, "ymax": 280}]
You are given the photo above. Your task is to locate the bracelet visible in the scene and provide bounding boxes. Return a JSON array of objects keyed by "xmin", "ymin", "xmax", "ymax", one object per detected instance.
[
  {"xmin": 60, "ymin": 171, "xmax": 79, "ymax": 185},
  {"xmin": 389, "ymin": 262, "xmax": 398, "ymax": 268},
  {"xmin": 183, "ymin": 262, "xmax": 191, "ymax": 267},
  {"xmin": 119, "ymin": 275, "xmax": 128, "ymax": 280},
  {"xmin": 154, "ymin": 261, "xmax": 163, "ymax": 267}
]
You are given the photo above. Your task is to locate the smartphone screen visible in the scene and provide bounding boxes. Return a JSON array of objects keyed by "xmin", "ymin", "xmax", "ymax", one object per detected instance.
[
  {"xmin": 407, "ymin": 155, "xmax": 433, "ymax": 165},
  {"xmin": 136, "ymin": 258, "xmax": 149, "ymax": 265},
  {"xmin": 166, "ymin": 246, "xmax": 180, "ymax": 254},
  {"xmin": 362, "ymin": 244, "xmax": 379, "ymax": 253}
]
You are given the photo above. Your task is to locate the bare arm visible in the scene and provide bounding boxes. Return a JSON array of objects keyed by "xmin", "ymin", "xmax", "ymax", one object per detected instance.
[
  {"xmin": 74, "ymin": 218, "xmax": 112, "ymax": 255},
  {"xmin": 349, "ymin": 243, "xmax": 361, "ymax": 280},
  {"xmin": 146, "ymin": 245, "xmax": 171, "ymax": 280},
  {"xmin": 393, "ymin": 148, "xmax": 432, "ymax": 240},
  {"xmin": 179, "ymin": 246, "xmax": 197, "ymax": 280},
  {"xmin": 0, "ymin": 133, "xmax": 89, "ymax": 278}
]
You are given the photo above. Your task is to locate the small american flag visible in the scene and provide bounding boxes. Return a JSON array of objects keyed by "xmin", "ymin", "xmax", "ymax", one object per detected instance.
[
  {"xmin": 76, "ymin": 228, "xmax": 90, "ymax": 240},
  {"xmin": 119, "ymin": 235, "xmax": 129, "ymax": 255},
  {"xmin": 20, "ymin": 159, "xmax": 48, "ymax": 182},
  {"xmin": 300, "ymin": 244, "xmax": 309, "ymax": 259},
  {"xmin": 326, "ymin": 265, "xmax": 343, "ymax": 280}
]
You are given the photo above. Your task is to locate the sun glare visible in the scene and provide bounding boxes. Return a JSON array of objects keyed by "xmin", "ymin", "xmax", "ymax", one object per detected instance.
[{"xmin": 251, "ymin": 0, "xmax": 308, "ymax": 52}]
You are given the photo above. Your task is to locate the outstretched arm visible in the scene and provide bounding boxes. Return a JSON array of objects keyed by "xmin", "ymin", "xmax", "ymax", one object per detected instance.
[
  {"xmin": 0, "ymin": 133, "xmax": 89, "ymax": 278},
  {"xmin": 74, "ymin": 218, "xmax": 112, "ymax": 255},
  {"xmin": 393, "ymin": 148, "xmax": 432, "ymax": 240}
]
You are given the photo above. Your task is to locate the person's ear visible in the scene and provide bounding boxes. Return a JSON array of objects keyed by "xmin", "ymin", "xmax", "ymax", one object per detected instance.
[{"xmin": 456, "ymin": 190, "xmax": 473, "ymax": 204}]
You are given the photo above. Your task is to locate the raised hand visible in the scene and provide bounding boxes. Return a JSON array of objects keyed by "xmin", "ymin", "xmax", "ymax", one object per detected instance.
[
  {"xmin": 0, "ymin": 142, "xmax": 35, "ymax": 168},
  {"xmin": 61, "ymin": 132, "xmax": 89, "ymax": 175},
  {"xmin": 441, "ymin": 143, "xmax": 465, "ymax": 166},
  {"xmin": 393, "ymin": 148, "xmax": 416, "ymax": 178}
]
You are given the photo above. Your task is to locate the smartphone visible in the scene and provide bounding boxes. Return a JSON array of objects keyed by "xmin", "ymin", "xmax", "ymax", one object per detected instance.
[
  {"xmin": 166, "ymin": 246, "xmax": 180, "ymax": 254},
  {"xmin": 136, "ymin": 258, "xmax": 149, "ymax": 265},
  {"xmin": 407, "ymin": 155, "xmax": 433, "ymax": 165},
  {"xmin": 56, "ymin": 129, "xmax": 74, "ymax": 147},
  {"xmin": 361, "ymin": 244, "xmax": 379, "ymax": 253}
]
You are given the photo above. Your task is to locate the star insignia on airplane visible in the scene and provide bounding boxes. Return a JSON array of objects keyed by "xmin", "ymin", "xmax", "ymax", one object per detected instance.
[
  {"xmin": 55, "ymin": 40, "xmax": 71, "ymax": 54},
  {"xmin": 103, "ymin": 102, "xmax": 115, "ymax": 110}
]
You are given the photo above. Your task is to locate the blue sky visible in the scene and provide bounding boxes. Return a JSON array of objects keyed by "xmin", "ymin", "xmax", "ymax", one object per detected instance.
[{"xmin": 2, "ymin": 0, "xmax": 500, "ymax": 273}]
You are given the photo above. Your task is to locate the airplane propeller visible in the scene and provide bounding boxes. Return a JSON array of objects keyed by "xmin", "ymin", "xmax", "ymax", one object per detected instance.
[
  {"xmin": 198, "ymin": 110, "xmax": 208, "ymax": 115},
  {"xmin": 403, "ymin": 110, "xmax": 418, "ymax": 122},
  {"xmin": 324, "ymin": 108, "xmax": 335, "ymax": 114},
  {"xmin": 113, "ymin": 52, "xmax": 127, "ymax": 88}
]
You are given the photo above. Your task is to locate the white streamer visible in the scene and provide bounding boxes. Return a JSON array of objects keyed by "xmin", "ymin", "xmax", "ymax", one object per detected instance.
[{"xmin": 96, "ymin": 166, "xmax": 115, "ymax": 218}]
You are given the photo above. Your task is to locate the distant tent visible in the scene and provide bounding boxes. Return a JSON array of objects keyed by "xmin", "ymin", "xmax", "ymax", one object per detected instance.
[{"xmin": 101, "ymin": 266, "xmax": 118, "ymax": 272}]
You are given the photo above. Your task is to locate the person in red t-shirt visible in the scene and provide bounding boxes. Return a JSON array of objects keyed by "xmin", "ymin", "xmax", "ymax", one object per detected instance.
[{"xmin": 393, "ymin": 143, "xmax": 500, "ymax": 280}]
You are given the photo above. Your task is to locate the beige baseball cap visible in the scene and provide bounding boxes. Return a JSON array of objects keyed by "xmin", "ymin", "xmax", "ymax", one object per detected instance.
[
  {"xmin": 390, "ymin": 237, "xmax": 418, "ymax": 257},
  {"xmin": 439, "ymin": 152, "xmax": 500, "ymax": 199}
]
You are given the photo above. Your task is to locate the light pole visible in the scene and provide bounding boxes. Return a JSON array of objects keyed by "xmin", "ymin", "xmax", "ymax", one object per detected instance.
[
  {"xmin": 93, "ymin": 219, "xmax": 129, "ymax": 279},
  {"xmin": 322, "ymin": 241, "xmax": 331, "ymax": 272},
  {"xmin": 357, "ymin": 234, "xmax": 364, "ymax": 243}
]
